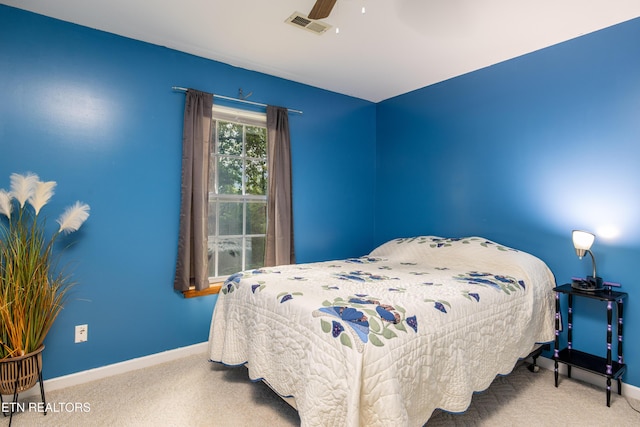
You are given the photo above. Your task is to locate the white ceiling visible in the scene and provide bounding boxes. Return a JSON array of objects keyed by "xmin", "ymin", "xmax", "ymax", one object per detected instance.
[{"xmin": 4, "ymin": 0, "xmax": 640, "ymax": 102}]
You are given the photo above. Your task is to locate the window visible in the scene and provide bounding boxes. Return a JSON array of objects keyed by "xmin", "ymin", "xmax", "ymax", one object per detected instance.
[{"xmin": 208, "ymin": 105, "xmax": 268, "ymax": 280}]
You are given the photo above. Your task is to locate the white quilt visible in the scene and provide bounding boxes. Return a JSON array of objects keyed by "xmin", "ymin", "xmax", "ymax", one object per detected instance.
[{"xmin": 208, "ymin": 237, "xmax": 556, "ymax": 426}]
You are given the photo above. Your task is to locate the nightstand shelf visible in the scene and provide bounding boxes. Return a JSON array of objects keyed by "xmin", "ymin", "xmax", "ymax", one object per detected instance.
[
  {"xmin": 555, "ymin": 348, "xmax": 626, "ymax": 379},
  {"xmin": 553, "ymin": 284, "xmax": 628, "ymax": 407}
]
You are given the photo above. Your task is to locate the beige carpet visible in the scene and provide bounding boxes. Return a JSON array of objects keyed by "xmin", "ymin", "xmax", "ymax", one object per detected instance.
[{"xmin": 2, "ymin": 353, "xmax": 639, "ymax": 426}]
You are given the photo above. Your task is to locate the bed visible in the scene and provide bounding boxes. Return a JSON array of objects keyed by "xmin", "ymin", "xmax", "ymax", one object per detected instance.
[{"xmin": 208, "ymin": 236, "xmax": 556, "ymax": 426}]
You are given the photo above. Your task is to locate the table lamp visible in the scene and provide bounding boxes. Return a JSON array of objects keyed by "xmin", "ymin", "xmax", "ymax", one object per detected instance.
[{"xmin": 571, "ymin": 230, "xmax": 604, "ymax": 291}]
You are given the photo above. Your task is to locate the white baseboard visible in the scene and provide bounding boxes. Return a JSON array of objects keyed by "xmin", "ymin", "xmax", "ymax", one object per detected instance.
[
  {"xmin": 528, "ymin": 355, "xmax": 640, "ymax": 401},
  {"xmin": 18, "ymin": 342, "xmax": 208, "ymax": 399}
]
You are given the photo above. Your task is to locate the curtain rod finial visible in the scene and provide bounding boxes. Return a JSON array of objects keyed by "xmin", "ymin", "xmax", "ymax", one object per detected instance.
[{"xmin": 238, "ymin": 88, "xmax": 252, "ymax": 100}]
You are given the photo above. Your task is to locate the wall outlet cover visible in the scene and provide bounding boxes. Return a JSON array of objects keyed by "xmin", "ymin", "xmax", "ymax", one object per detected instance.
[{"xmin": 75, "ymin": 324, "xmax": 88, "ymax": 343}]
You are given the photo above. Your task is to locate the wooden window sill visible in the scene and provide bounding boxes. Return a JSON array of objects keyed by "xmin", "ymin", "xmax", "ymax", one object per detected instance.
[{"xmin": 182, "ymin": 282, "xmax": 222, "ymax": 298}]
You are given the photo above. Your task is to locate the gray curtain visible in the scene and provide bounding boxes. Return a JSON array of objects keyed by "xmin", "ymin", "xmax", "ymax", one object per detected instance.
[
  {"xmin": 265, "ymin": 106, "xmax": 295, "ymax": 266},
  {"xmin": 174, "ymin": 89, "xmax": 213, "ymax": 291}
]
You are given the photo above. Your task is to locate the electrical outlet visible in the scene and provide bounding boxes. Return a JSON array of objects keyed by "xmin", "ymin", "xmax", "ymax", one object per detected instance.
[{"xmin": 75, "ymin": 324, "xmax": 88, "ymax": 343}]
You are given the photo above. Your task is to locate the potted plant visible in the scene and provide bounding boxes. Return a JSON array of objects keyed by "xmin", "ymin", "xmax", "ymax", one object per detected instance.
[{"xmin": 0, "ymin": 172, "xmax": 90, "ymax": 395}]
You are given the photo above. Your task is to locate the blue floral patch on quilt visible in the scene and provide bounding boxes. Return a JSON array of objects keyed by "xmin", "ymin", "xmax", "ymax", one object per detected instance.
[{"xmin": 314, "ymin": 296, "xmax": 418, "ymax": 352}]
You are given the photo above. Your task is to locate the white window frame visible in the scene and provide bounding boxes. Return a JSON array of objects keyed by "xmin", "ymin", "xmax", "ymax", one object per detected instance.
[{"xmin": 208, "ymin": 105, "xmax": 268, "ymax": 282}]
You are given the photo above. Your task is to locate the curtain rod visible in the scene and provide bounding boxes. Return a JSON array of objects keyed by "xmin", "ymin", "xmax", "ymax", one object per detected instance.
[{"xmin": 172, "ymin": 86, "xmax": 303, "ymax": 115}]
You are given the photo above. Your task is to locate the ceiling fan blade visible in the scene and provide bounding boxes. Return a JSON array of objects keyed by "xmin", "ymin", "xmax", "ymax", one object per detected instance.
[{"xmin": 308, "ymin": 0, "xmax": 337, "ymax": 20}]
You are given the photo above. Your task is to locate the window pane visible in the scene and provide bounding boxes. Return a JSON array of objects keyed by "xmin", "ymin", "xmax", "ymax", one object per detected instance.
[
  {"xmin": 245, "ymin": 159, "xmax": 267, "ymax": 196},
  {"xmin": 207, "ymin": 241, "xmax": 216, "ymax": 277},
  {"xmin": 208, "ymin": 200, "xmax": 217, "ymax": 234},
  {"xmin": 246, "ymin": 201, "xmax": 266, "ymax": 235},
  {"xmin": 208, "ymin": 154, "xmax": 216, "ymax": 190},
  {"xmin": 217, "ymin": 156, "xmax": 242, "ymax": 195},
  {"xmin": 246, "ymin": 126, "xmax": 266, "ymax": 158},
  {"xmin": 246, "ymin": 236, "xmax": 265, "ymax": 271},
  {"xmin": 217, "ymin": 121, "xmax": 243, "ymax": 155},
  {"xmin": 219, "ymin": 202, "xmax": 242, "ymax": 235},
  {"xmin": 217, "ymin": 237, "xmax": 243, "ymax": 276}
]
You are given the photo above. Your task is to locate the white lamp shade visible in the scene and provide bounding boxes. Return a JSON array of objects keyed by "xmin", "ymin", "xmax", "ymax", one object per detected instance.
[{"xmin": 572, "ymin": 230, "xmax": 595, "ymax": 251}]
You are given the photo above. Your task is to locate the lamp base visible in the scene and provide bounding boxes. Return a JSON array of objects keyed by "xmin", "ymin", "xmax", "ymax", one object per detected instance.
[{"xmin": 571, "ymin": 276, "xmax": 604, "ymax": 292}]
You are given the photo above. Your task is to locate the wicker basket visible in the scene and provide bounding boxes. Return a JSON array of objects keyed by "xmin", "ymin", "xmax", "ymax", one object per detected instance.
[{"xmin": 0, "ymin": 346, "xmax": 44, "ymax": 395}]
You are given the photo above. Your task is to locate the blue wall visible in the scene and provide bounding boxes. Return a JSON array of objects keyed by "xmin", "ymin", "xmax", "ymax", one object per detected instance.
[
  {"xmin": 376, "ymin": 18, "xmax": 640, "ymax": 387},
  {"xmin": 0, "ymin": 6, "xmax": 376, "ymax": 379}
]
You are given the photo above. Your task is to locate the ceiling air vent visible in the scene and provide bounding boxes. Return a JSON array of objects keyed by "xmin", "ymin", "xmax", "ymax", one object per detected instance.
[{"xmin": 285, "ymin": 12, "xmax": 331, "ymax": 35}]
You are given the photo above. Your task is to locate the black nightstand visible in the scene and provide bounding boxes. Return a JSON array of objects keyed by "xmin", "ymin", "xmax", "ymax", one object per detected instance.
[{"xmin": 553, "ymin": 283, "xmax": 628, "ymax": 407}]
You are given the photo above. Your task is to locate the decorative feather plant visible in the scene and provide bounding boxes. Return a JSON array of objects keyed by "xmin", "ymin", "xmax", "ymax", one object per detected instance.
[{"xmin": 0, "ymin": 173, "xmax": 90, "ymax": 359}]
